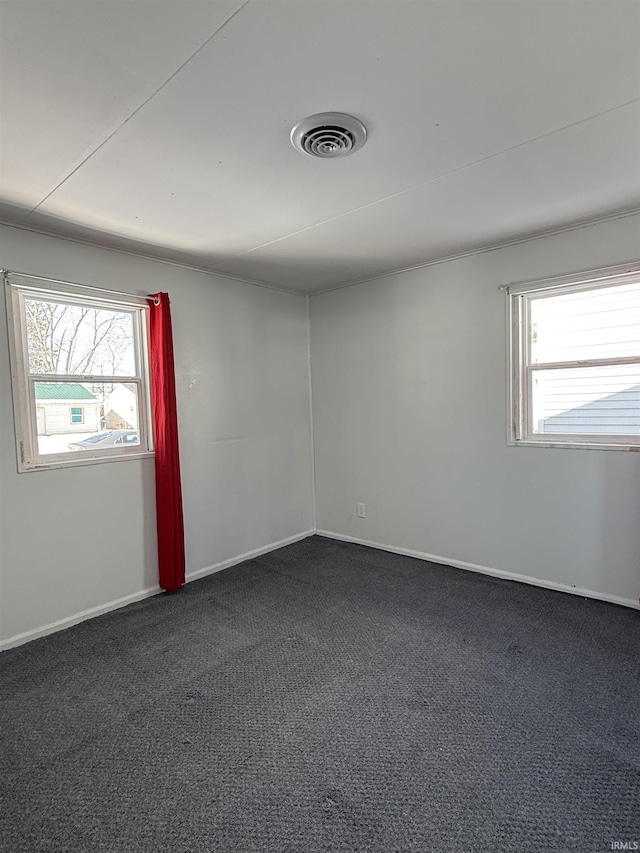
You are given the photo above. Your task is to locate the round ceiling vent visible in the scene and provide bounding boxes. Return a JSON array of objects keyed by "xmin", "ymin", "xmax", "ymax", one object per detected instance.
[{"xmin": 290, "ymin": 113, "xmax": 367, "ymax": 158}]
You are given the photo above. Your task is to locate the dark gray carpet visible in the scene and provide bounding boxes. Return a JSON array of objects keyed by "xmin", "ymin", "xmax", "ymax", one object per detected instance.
[{"xmin": 1, "ymin": 536, "xmax": 639, "ymax": 853}]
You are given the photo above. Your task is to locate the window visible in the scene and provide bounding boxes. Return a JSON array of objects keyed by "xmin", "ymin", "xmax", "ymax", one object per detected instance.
[
  {"xmin": 508, "ymin": 264, "xmax": 640, "ymax": 450},
  {"xmin": 4, "ymin": 271, "xmax": 153, "ymax": 471}
]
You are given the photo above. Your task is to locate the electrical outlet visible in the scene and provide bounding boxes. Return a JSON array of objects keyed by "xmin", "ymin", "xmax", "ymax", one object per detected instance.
[{"xmin": 357, "ymin": 502, "xmax": 366, "ymax": 518}]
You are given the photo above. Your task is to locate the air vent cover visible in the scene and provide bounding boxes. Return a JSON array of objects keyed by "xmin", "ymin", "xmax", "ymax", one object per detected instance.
[{"xmin": 290, "ymin": 113, "xmax": 367, "ymax": 158}]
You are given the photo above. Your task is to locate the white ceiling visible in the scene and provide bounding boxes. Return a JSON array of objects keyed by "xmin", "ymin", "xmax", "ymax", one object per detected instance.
[{"xmin": 1, "ymin": 0, "xmax": 639, "ymax": 293}]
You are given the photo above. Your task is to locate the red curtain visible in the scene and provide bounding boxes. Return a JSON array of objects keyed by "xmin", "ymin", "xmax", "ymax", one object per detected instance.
[{"xmin": 148, "ymin": 293, "xmax": 185, "ymax": 592}]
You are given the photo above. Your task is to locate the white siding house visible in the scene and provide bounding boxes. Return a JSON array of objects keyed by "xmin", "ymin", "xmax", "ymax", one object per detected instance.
[
  {"xmin": 35, "ymin": 384, "xmax": 100, "ymax": 435},
  {"xmin": 538, "ymin": 384, "xmax": 640, "ymax": 435},
  {"xmin": 104, "ymin": 384, "xmax": 138, "ymax": 430}
]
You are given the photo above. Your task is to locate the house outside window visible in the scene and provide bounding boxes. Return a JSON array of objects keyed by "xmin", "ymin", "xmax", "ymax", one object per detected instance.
[
  {"xmin": 507, "ymin": 264, "xmax": 640, "ymax": 450},
  {"xmin": 4, "ymin": 271, "xmax": 153, "ymax": 470}
]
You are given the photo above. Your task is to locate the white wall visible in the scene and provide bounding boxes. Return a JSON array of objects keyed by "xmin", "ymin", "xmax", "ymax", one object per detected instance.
[
  {"xmin": 2, "ymin": 214, "xmax": 637, "ymax": 649},
  {"xmin": 310, "ymin": 214, "xmax": 640, "ymax": 607},
  {"xmin": 0, "ymin": 225, "xmax": 314, "ymax": 646}
]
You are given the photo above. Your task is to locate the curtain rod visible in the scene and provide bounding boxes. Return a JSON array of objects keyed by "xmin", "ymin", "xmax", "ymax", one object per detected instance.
[
  {"xmin": 498, "ymin": 261, "xmax": 640, "ymax": 292},
  {"xmin": 2, "ymin": 268, "xmax": 161, "ymax": 305}
]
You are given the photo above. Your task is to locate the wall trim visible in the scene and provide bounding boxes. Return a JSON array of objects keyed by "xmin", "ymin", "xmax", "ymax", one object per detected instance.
[
  {"xmin": 185, "ymin": 529, "xmax": 315, "ymax": 583},
  {"xmin": 311, "ymin": 207, "xmax": 640, "ymax": 295},
  {"xmin": 0, "ymin": 218, "xmax": 300, "ymax": 296},
  {"xmin": 316, "ymin": 529, "xmax": 640, "ymax": 610},
  {"xmin": 0, "ymin": 529, "xmax": 315, "ymax": 652},
  {"xmin": 0, "ymin": 585, "xmax": 162, "ymax": 652},
  {"xmin": 2, "ymin": 207, "xmax": 638, "ymax": 299},
  {"xmin": 2, "ymin": 525, "xmax": 635, "ymax": 651}
]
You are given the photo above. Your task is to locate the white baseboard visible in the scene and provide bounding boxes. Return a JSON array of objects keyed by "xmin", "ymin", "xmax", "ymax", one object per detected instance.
[
  {"xmin": 316, "ymin": 529, "xmax": 640, "ymax": 610},
  {"xmin": 185, "ymin": 529, "xmax": 315, "ymax": 583},
  {"xmin": 0, "ymin": 585, "xmax": 162, "ymax": 652},
  {"xmin": 0, "ymin": 529, "xmax": 315, "ymax": 652}
]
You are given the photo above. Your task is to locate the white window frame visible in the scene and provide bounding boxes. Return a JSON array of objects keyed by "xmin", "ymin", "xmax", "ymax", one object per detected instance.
[
  {"xmin": 4, "ymin": 271, "xmax": 154, "ymax": 472},
  {"xmin": 506, "ymin": 263, "xmax": 640, "ymax": 452}
]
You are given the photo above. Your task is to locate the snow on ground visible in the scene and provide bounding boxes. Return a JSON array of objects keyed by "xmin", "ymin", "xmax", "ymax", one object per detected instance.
[{"xmin": 38, "ymin": 432, "xmax": 96, "ymax": 455}]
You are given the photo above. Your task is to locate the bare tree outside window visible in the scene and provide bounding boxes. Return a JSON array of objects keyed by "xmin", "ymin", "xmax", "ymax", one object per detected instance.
[
  {"xmin": 24, "ymin": 299, "xmax": 135, "ymax": 377},
  {"xmin": 24, "ymin": 299, "xmax": 136, "ymax": 424}
]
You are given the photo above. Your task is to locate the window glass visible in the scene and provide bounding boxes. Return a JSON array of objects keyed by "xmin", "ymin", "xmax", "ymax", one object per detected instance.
[
  {"xmin": 530, "ymin": 282, "xmax": 640, "ymax": 363},
  {"xmin": 34, "ymin": 381, "xmax": 141, "ymax": 457},
  {"xmin": 24, "ymin": 298, "xmax": 136, "ymax": 376},
  {"xmin": 5, "ymin": 273, "xmax": 152, "ymax": 470},
  {"xmin": 509, "ymin": 268, "xmax": 640, "ymax": 449},
  {"xmin": 531, "ymin": 364, "xmax": 640, "ymax": 437}
]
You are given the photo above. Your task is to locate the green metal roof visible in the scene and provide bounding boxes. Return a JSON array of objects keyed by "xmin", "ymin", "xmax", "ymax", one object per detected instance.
[{"xmin": 34, "ymin": 383, "xmax": 97, "ymax": 401}]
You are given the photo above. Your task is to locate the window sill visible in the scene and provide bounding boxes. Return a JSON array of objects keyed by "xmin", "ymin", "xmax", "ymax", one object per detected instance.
[
  {"xmin": 18, "ymin": 450, "xmax": 155, "ymax": 473},
  {"xmin": 509, "ymin": 438, "xmax": 639, "ymax": 452}
]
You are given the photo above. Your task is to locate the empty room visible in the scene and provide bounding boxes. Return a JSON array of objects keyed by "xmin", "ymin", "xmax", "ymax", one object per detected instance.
[{"xmin": 0, "ymin": 1, "xmax": 639, "ymax": 851}]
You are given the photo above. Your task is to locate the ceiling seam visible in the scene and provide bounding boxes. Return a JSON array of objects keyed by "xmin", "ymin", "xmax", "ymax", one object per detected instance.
[
  {"xmin": 235, "ymin": 97, "xmax": 640, "ymax": 258},
  {"xmin": 24, "ymin": 0, "xmax": 251, "ymax": 219}
]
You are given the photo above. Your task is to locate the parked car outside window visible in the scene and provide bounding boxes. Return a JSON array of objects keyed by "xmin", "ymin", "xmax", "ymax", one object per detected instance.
[{"xmin": 68, "ymin": 430, "xmax": 139, "ymax": 451}]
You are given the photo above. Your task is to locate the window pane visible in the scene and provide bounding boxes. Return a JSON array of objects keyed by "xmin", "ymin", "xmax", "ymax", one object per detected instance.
[
  {"xmin": 530, "ymin": 282, "xmax": 640, "ymax": 363},
  {"xmin": 531, "ymin": 364, "xmax": 640, "ymax": 436},
  {"xmin": 34, "ymin": 381, "xmax": 140, "ymax": 456},
  {"xmin": 25, "ymin": 298, "xmax": 136, "ymax": 376}
]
